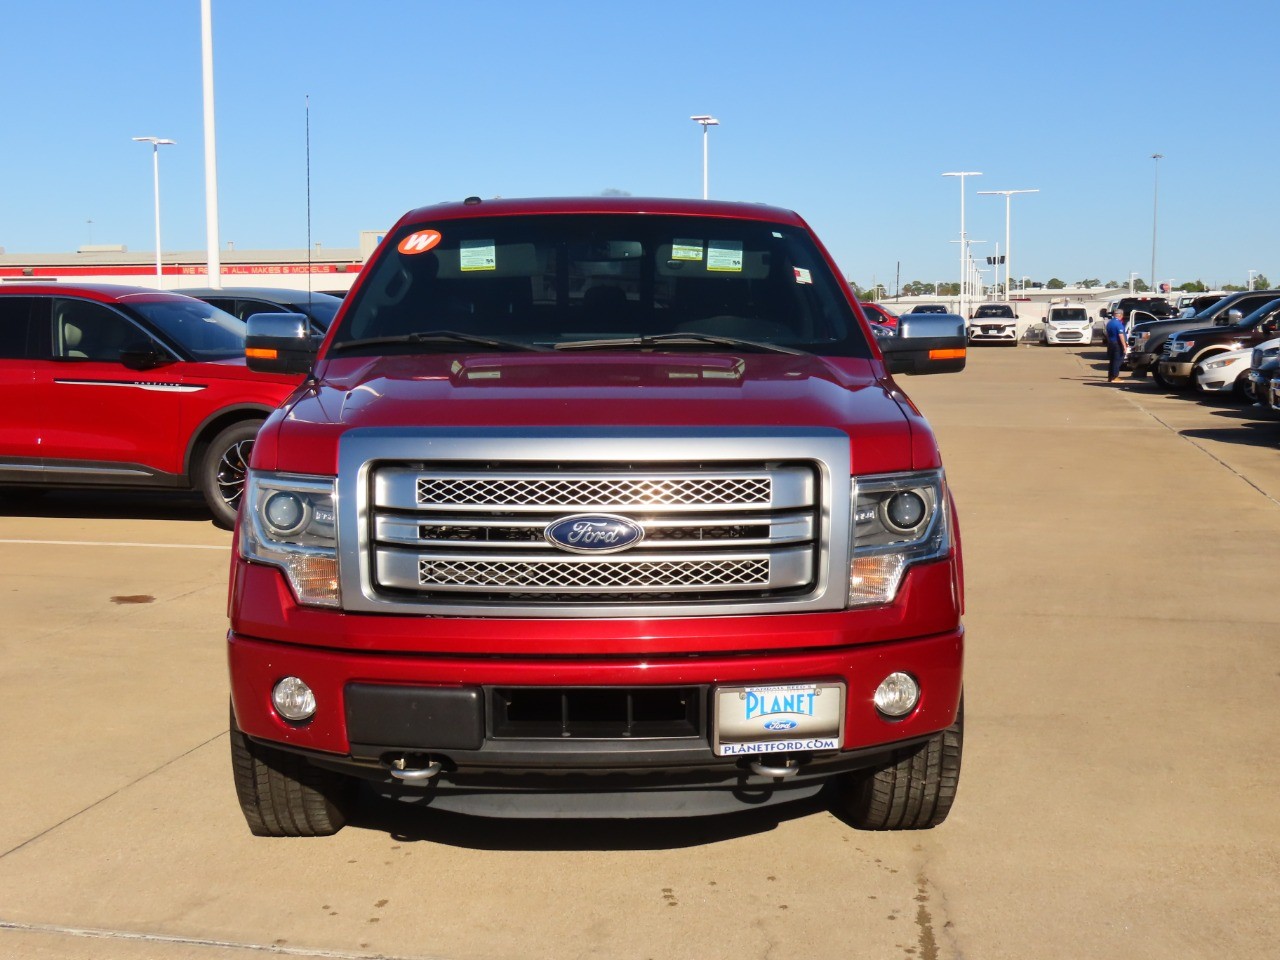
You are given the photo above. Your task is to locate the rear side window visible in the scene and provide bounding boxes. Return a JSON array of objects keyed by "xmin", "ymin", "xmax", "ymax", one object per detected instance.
[
  {"xmin": 52, "ymin": 298, "xmax": 146, "ymax": 362},
  {"xmin": 0, "ymin": 296, "xmax": 38, "ymax": 358}
]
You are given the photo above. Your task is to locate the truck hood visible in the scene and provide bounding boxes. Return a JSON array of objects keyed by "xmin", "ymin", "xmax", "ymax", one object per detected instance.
[{"xmin": 256, "ymin": 352, "xmax": 936, "ymax": 476}]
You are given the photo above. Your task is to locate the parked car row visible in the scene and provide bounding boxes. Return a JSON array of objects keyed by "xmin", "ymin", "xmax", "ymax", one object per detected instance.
[
  {"xmin": 1109, "ymin": 288, "xmax": 1280, "ymax": 413},
  {"xmin": 1118, "ymin": 289, "xmax": 1280, "ymax": 390}
]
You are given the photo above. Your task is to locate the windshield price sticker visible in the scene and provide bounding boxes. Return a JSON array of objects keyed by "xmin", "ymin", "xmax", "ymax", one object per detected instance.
[
  {"xmin": 460, "ymin": 240, "xmax": 497, "ymax": 272},
  {"xmin": 706, "ymin": 241, "xmax": 743, "ymax": 273},
  {"xmin": 671, "ymin": 239, "xmax": 704, "ymax": 261},
  {"xmin": 713, "ymin": 682, "xmax": 844, "ymax": 756}
]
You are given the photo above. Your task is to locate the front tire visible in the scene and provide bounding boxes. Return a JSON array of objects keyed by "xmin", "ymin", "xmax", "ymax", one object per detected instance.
[
  {"xmin": 837, "ymin": 699, "xmax": 963, "ymax": 830},
  {"xmin": 230, "ymin": 706, "xmax": 356, "ymax": 837},
  {"xmin": 199, "ymin": 420, "xmax": 262, "ymax": 528}
]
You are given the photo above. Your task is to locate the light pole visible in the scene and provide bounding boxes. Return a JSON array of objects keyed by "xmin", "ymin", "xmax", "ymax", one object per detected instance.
[
  {"xmin": 690, "ymin": 115, "xmax": 719, "ymax": 199},
  {"xmin": 1248, "ymin": 270, "xmax": 1258, "ymax": 291},
  {"xmin": 200, "ymin": 0, "xmax": 222, "ymax": 288},
  {"xmin": 978, "ymin": 188, "xmax": 1038, "ymax": 304},
  {"xmin": 1150, "ymin": 153, "xmax": 1163, "ymax": 292},
  {"xmin": 132, "ymin": 136, "xmax": 176, "ymax": 282},
  {"xmin": 942, "ymin": 172, "xmax": 982, "ymax": 318}
]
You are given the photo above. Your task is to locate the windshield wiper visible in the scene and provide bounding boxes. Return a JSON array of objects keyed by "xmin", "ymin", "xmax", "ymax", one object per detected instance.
[
  {"xmin": 554, "ymin": 332, "xmax": 809, "ymax": 356},
  {"xmin": 328, "ymin": 330, "xmax": 546, "ymax": 354}
]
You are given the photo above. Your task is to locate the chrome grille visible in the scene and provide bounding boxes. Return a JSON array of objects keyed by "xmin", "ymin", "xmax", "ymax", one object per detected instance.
[
  {"xmin": 336, "ymin": 429, "xmax": 853, "ymax": 618},
  {"xmin": 370, "ymin": 462, "xmax": 817, "ymax": 604}
]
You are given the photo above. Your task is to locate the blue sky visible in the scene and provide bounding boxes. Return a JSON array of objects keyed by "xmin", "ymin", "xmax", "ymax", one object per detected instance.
[{"xmin": 1, "ymin": 0, "xmax": 1274, "ymax": 291}]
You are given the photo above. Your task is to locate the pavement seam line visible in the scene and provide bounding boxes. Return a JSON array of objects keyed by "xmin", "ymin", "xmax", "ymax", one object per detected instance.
[
  {"xmin": 0, "ymin": 538, "xmax": 228, "ymax": 550},
  {"xmin": 1074, "ymin": 352, "xmax": 1280, "ymax": 509},
  {"xmin": 0, "ymin": 731, "xmax": 227, "ymax": 862},
  {"xmin": 0, "ymin": 920, "xmax": 433, "ymax": 959}
]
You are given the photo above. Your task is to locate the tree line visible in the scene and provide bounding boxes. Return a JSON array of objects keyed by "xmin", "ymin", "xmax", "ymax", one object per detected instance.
[{"xmin": 852, "ymin": 276, "xmax": 1270, "ymax": 299}]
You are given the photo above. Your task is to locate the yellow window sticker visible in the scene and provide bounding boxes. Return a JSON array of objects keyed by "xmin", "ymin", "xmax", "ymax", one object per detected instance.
[
  {"xmin": 707, "ymin": 241, "xmax": 743, "ymax": 273},
  {"xmin": 460, "ymin": 240, "xmax": 497, "ymax": 272},
  {"xmin": 672, "ymin": 239, "xmax": 704, "ymax": 261}
]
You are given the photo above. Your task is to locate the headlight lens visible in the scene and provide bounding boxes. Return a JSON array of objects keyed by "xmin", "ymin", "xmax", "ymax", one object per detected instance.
[
  {"xmin": 1203, "ymin": 357, "xmax": 1230, "ymax": 370},
  {"xmin": 240, "ymin": 472, "xmax": 339, "ymax": 607},
  {"xmin": 849, "ymin": 470, "xmax": 950, "ymax": 606}
]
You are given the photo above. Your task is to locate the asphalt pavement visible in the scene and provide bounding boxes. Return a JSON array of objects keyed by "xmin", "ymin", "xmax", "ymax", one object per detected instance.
[{"xmin": 1, "ymin": 343, "xmax": 1277, "ymax": 960}]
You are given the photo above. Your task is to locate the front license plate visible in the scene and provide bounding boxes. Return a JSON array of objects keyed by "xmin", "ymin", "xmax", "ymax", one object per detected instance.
[{"xmin": 713, "ymin": 682, "xmax": 844, "ymax": 757}]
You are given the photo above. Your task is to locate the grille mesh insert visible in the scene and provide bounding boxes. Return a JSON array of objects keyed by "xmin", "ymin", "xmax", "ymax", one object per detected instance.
[
  {"xmin": 419, "ymin": 557, "xmax": 770, "ymax": 590},
  {"xmin": 417, "ymin": 476, "xmax": 771, "ymax": 508}
]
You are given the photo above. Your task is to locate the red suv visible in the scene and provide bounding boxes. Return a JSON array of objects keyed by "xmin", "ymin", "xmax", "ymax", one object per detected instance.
[{"xmin": 0, "ymin": 283, "xmax": 301, "ymax": 526}]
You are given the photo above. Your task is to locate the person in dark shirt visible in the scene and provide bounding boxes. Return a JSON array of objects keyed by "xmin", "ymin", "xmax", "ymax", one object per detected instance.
[{"xmin": 1104, "ymin": 308, "xmax": 1129, "ymax": 382}]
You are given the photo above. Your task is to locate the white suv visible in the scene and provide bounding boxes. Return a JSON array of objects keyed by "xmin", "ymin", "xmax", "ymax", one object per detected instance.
[
  {"xmin": 968, "ymin": 303, "xmax": 1019, "ymax": 346},
  {"xmin": 1042, "ymin": 302, "xmax": 1093, "ymax": 345}
]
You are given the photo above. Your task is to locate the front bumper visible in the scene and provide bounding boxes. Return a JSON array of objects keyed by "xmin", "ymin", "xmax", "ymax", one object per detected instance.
[
  {"xmin": 1158, "ymin": 359, "xmax": 1194, "ymax": 383},
  {"xmin": 1127, "ymin": 351, "xmax": 1157, "ymax": 371},
  {"xmin": 228, "ymin": 560, "xmax": 964, "ymax": 801},
  {"xmin": 968, "ymin": 325, "xmax": 1017, "ymax": 343},
  {"xmin": 1045, "ymin": 327, "xmax": 1089, "ymax": 344}
]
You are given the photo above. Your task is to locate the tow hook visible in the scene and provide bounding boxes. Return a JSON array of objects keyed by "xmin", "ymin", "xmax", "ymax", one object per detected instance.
[
  {"xmin": 384, "ymin": 753, "xmax": 443, "ymax": 782},
  {"xmin": 749, "ymin": 754, "xmax": 802, "ymax": 779}
]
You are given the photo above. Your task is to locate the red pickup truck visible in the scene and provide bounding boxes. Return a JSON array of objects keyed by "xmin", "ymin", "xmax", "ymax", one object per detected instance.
[{"xmin": 228, "ymin": 197, "xmax": 967, "ymax": 835}]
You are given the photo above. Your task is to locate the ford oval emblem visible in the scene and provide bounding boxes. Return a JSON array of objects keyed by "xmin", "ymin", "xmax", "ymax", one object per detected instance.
[
  {"xmin": 544, "ymin": 514, "xmax": 645, "ymax": 554},
  {"xmin": 764, "ymin": 719, "xmax": 798, "ymax": 732}
]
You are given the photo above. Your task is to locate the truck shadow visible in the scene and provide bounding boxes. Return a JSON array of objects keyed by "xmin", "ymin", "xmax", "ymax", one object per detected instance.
[
  {"xmin": 359, "ymin": 790, "xmax": 834, "ymax": 850},
  {"xmin": 1180, "ymin": 424, "xmax": 1280, "ymax": 448}
]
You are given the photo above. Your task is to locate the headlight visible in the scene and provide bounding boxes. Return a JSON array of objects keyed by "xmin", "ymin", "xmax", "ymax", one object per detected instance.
[
  {"xmin": 1203, "ymin": 357, "xmax": 1231, "ymax": 371},
  {"xmin": 849, "ymin": 470, "xmax": 950, "ymax": 606},
  {"xmin": 240, "ymin": 471, "xmax": 339, "ymax": 607}
]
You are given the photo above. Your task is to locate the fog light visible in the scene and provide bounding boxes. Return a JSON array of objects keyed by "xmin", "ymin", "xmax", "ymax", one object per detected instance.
[
  {"xmin": 272, "ymin": 676, "xmax": 316, "ymax": 721},
  {"xmin": 874, "ymin": 672, "xmax": 920, "ymax": 718}
]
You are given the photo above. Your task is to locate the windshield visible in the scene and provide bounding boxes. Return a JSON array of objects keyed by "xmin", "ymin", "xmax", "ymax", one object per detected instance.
[
  {"xmin": 974, "ymin": 306, "xmax": 1013, "ymax": 318},
  {"xmin": 128, "ymin": 298, "xmax": 246, "ymax": 360},
  {"xmin": 333, "ymin": 214, "xmax": 872, "ymax": 358},
  {"xmin": 1050, "ymin": 309, "xmax": 1088, "ymax": 323},
  {"xmin": 298, "ymin": 298, "xmax": 340, "ymax": 330},
  {"xmin": 1236, "ymin": 298, "xmax": 1280, "ymax": 329}
]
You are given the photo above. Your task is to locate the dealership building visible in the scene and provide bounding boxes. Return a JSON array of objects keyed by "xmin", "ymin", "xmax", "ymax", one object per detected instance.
[{"xmin": 0, "ymin": 231, "xmax": 385, "ymax": 294}]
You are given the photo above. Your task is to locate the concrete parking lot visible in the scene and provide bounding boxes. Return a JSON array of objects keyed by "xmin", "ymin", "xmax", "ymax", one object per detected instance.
[{"xmin": 1, "ymin": 344, "xmax": 1277, "ymax": 960}]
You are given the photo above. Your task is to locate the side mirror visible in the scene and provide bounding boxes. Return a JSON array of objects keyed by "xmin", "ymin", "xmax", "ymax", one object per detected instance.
[
  {"xmin": 119, "ymin": 341, "xmax": 169, "ymax": 371},
  {"xmin": 879, "ymin": 315, "xmax": 967, "ymax": 375},
  {"xmin": 1216, "ymin": 308, "xmax": 1244, "ymax": 326},
  {"xmin": 245, "ymin": 312, "xmax": 315, "ymax": 374}
]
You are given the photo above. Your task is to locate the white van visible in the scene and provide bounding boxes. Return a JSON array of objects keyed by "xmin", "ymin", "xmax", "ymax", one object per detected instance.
[{"xmin": 1042, "ymin": 302, "xmax": 1093, "ymax": 345}]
